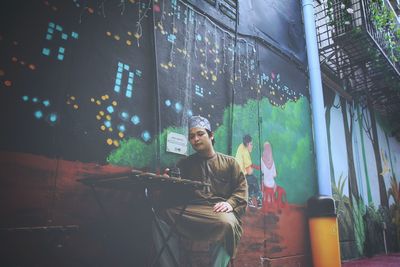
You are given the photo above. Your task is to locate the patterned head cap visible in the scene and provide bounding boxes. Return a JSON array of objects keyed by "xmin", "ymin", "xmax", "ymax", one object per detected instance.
[{"xmin": 188, "ymin": 115, "xmax": 211, "ymax": 131}]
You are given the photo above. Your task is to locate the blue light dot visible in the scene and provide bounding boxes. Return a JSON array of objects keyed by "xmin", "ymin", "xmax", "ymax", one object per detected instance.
[
  {"xmin": 187, "ymin": 110, "xmax": 193, "ymax": 116},
  {"xmin": 42, "ymin": 100, "xmax": 50, "ymax": 107},
  {"xmin": 58, "ymin": 47, "xmax": 65, "ymax": 53},
  {"xmin": 131, "ymin": 115, "xmax": 140, "ymax": 125},
  {"xmin": 165, "ymin": 99, "xmax": 171, "ymax": 107},
  {"xmin": 71, "ymin": 32, "xmax": 79, "ymax": 39},
  {"xmin": 120, "ymin": 111, "xmax": 129, "ymax": 121},
  {"xmin": 34, "ymin": 110, "xmax": 43, "ymax": 119},
  {"xmin": 175, "ymin": 102, "xmax": 182, "ymax": 112},
  {"xmin": 22, "ymin": 96, "xmax": 29, "ymax": 101},
  {"xmin": 141, "ymin": 131, "xmax": 151, "ymax": 142},
  {"xmin": 107, "ymin": 106, "xmax": 114, "ymax": 113},
  {"xmin": 57, "ymin": 54, "xmax": 64, "ymax": 61},
  {"xmin": 104, "ymin": 120, "xmax": 112, "ymax": 128},
  {"xmin": 118, "ymin": 124, "xmax": 126, "ymax": 132},
  {"xmin": 42, "ymin": 48, "xmax": 50, "ymax": 56},
  {"xmin": 49, "ymin": 113, "xmax": 57, "ymax": 123},
  {"xmin": 32, "ymin": 97, "xmax": 39, "ymax": 103}
]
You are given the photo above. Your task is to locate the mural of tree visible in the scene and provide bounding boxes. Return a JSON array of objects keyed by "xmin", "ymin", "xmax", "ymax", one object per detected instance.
[
  {"xmin": 339, "ymin": 97, "xmax": 360, "ymax": 203},
  {"xmin": 365, "ymin": 98, "xmax": 389, "ymax": 208}
]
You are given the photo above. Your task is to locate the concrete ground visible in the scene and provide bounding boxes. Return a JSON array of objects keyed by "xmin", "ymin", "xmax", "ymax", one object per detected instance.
[{"xmin": 342, "ymin": 253, "xmax": 400, "ymax": 267}]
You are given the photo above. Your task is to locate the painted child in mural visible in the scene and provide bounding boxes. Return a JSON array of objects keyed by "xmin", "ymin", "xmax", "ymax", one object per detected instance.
[
  {"xmin": 154, "ymin": 115, "xmax": 248, "ymax": 267},
  {"xmin": 261, "ymin": 141, "xmax": 287, "ymax": 213},
  {"xmin": 235, "ymin": 134, "xmax": 263, "ymax": 208}
]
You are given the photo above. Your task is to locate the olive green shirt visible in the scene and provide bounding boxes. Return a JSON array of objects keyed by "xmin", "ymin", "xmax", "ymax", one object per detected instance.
[{"xmin": 177, "ymin": 152, "xmax": 248, "ymax": 217}]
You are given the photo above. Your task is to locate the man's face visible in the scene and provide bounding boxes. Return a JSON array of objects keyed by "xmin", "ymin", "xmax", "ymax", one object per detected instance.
[
  {"xmin": 247, "ymin": 142, "xmax": 253, "ymax": 153},
  {"xmin": 189, "ymin": 127, "xmax": 213, "ymax": 152}
]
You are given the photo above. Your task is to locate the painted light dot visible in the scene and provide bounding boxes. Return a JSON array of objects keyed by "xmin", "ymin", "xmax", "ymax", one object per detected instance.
[
  {"xmin": 70, "ymin": 96, "xmax": 76, "ymax": 100},
  {"xmin": 43, "ymin": 100, "xmax": 50, "ymax": 107},
  {"xmin": 126, "ymin": 40, "xmax": 132, "ymax": 46},
  {"xmin": 99, "ymin": 111, "xmax": 105, "ymax": 116},
  {"xmin": 107, "ymin": 138, "xmax": 113, "ymax": 145},
  {"xmin": 112, "ymin": 101, "xmax": 117, "ymax": 106},
  {"xmin": 118, "ymin": 132, "xmax": 124, "ymax": 138},
  {"xmin": 118, "ymin": 124, "xmax": 126, "ymax": 132},
  {"xmin": 73, "ymin": 104, "xmax": 79, "ymax": 109},
  {"xmin": 32, "ymin": 97, "xmax": 39, "ymax": 103},
  {"xmin": 106, "ymin": 31, "xmax": 111, "ymax": 36},
  {"xmin": 175, "ymin": 102, "xmax": 182, "ymax": 112},
  {"xmin": 104, "ymin": 120, "xmax": 111, "ymax": 128},
  {"xmin": 90, "ymin": 98, "xmax": 95, "ymax": 102},
  {"xmin": 108, "ymin": 127, "xmax": 113, "ymax": 132},
  {"xmin": 165, "ymin": 99, "xmax": 171, "ymax": 106},
  {"xmin": 4, "ymin": 80, "xmax": 12, "ymax": 87},
  {"xmin": 96, "ymin": 115, "xmax": 101, "ymax": 120},
  {"xmin": 120, "ymin": 112, "xmax": 129, "ymax": 120},
  {"xmin": 131, "ymin": 115, "xmax": 140, "ymax": 125},
  {"xmin": 22, "ymin": 96, "xmax": 29, "ymax": 101},
  {"xmin": 127, "ymin": 31, "xmax": 132, "ymax": 36},
  {"xmin": 114, "ymin": 35, "xmax": 120, "ymax": 40},
  {"xmin": 141, "ymin": 131, "xmax": 150, "ymax": 142},
  {"xmin": 34, "ymin": 110, "xmax": 43, "ymax": 119},
  {"xmin": 107, "ymin": 106, "xmax": 114, "ymax": 113},
  {"xmin": 100, "ymin": 125, "xmax": 106, "ymax": 131},
  {"xmin": 187, "ymin": 110, "xmax": 193, "ymax": 116},
  {"xmin": 101, "ymin": 95, "xmax": 107, "ymax": 100},
  {"xmin": 11, "ymin": 57, "xmax": 18, "ymax": 62},
  {"xmin": 105, "ymin": 115, "xmax": 111, "ymax": 121},
  {"xmin": 113, "ymin": 140, "xmax": 119, "ymax": 147},
  {"xmin": 96, "ymin": 100, "xmax": 101, "ymax": 105},
  {"xmin": 49, "ymin": 113, "xmax": 57, "ymax": 122}
]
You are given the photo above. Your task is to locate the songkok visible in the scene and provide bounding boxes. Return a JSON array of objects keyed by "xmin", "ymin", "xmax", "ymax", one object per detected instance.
[{"xmin": 188, "ymin": 115, "xmax": 211, "ymax": 131}]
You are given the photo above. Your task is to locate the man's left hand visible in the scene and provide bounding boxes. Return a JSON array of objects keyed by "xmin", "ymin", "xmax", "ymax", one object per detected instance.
[{"xmin": 213, "ymin": 202, "xmax": 233, "ymax": 213}]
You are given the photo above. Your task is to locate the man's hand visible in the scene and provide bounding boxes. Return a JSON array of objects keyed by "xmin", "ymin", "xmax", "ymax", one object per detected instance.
[{"xmin": 213, "ymin": 202, "xmax": 233, "ymax": 213}]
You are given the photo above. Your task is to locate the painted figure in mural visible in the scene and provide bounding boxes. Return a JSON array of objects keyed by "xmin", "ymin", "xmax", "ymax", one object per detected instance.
[
  {"xmin": 153, "ymin": 115, "xmax": 248, "ymax": 267},
  {"xmin": 235, "ymin": 134, "xmax": 262, "ymax": 208},
  {"xmin": 261, "ymin": 141, "xmax": 287, "ymax": 213}
]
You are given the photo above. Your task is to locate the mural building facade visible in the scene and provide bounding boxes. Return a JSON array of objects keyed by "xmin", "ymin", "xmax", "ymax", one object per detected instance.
[{"xmin": 0, "ymin": 0, "xmax": 398, "ymax": 266}]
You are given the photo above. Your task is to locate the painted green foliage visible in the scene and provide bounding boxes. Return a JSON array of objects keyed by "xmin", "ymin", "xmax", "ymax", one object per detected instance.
[{"xmin": 107, "ymin": 97, "xmax": 317, "ymax": 205}]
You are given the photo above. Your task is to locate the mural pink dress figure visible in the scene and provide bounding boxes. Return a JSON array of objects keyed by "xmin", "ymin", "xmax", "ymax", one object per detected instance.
[{"xmin": 261, "ymin": 142, "xmax": 287, "ymax": 213}]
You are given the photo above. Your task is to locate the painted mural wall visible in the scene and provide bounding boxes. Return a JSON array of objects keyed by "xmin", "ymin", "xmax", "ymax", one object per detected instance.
[
  {"xmin": 326, "ymin": 91, "xmax": 400, "ymax": 260},
  {"xmin": 0, "ymin": 0, "xmax": 317, "ymax": 266}
]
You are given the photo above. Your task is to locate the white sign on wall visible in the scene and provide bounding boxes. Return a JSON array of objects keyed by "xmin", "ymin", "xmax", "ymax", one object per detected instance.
[{"xmin": 166, "ymin": 132, "xmax": 188, "ymax": 155}]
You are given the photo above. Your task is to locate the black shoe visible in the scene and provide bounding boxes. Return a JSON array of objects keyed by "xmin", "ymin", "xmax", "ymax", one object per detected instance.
[{"xmin": 257, "ymin": 199, "xmax": 262, "ymax": 209}]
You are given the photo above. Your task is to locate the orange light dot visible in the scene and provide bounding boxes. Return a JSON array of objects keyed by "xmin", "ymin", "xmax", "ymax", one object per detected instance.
[
  {"xmin": 101, "ymin": 95, "xmax": 106, "ymax": 100},
  {"xmin": 70, "ymin": 96, "xmax": 76, "ymax": 100},
  {"xmin": 4, "ymin": 80, "xmax": 12, "ymax": 87},
  {"xmin": 106, "ymin": 31, "xmax": 112, "ymax": 36},
  {"xmin": 99, "ymin": 111, "xmax": 104, "ymax": 116},
  {"xmin": 105, "ymin": 115, "xmax": 111, "ymax": 120},
  {"xmin": 11, "ymin": 57, "xmax": 18, "ymax": 62},
  {"xmin": 114, "ymin": 35, "xmax": 120, "ymax": 41},
  {"xmin": 113, "ymin": 140, "xmax": 119, "ymax": 147},
  {"xmin": 112, "ymin": 101, "xmax": 117, "ymax": 106},
  {"xmin": 73, "ymin": 104, "xmax": 79, "ymax": 109},
  {"xmin": 127, "ymin": 31, "xmax": 132, "ymax": 36},
  {"xmin": 88, "ymin": 7, "xmax": 94, "ymax": 14},
  {"xmin": 108, "ymin": 127, "xmax": 113, "ymax": 132},
  {"xmin": 106, "ymin": 138, "xmax": 113, "ymax": 145},
  {"xmin": 126, "ymin": 40, "xmax": 132, "ymax": 46},
  {"xmin": 101, "ymin": 125, "xmax": 106, "ymax": 131},
  {"xmin": 28, "ymin": 64, "xmax": 36, "ymax": 70},
  {"xmin": 96, "ymin": 115, "xmax": 101, "ymax": 120},
  {"xmin": 96, "ymin": 100, "xmax": 101, "ymax": 105},
  {"xmin": 118, "ymin": 132, "xmax": 124, "ymax": 138}
]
